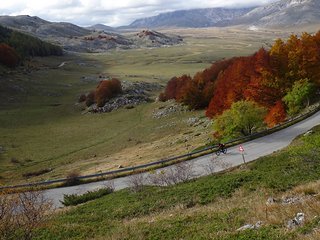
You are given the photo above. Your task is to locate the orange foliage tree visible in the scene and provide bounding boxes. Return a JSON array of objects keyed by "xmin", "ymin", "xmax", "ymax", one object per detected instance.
[
  {"xmin": 95, "ymin": 78, "xmax": 122, "ymax": 107},
  {"xmin": 160, "ymin": 59, "xmax": 233, "ymax": 109},
  {"xmin": 264, "ymin": 100, "xmax": 287, "ymax": 128},
  {"xmin": 162, "ymin": 75, "xmax": 191, "ymax": 101}
]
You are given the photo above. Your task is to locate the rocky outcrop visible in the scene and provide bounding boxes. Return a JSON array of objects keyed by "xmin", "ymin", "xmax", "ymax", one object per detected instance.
[
  {"xmin": 134, "ymin": 30, "xmax": 183, "ymax": 47},
  {"xmin": 88, "ymin": 81, "xmax": 162, "ymax": 113}
]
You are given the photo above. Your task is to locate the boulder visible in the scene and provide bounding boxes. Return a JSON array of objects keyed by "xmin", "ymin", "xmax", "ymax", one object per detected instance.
[
  {"xmin": 237, "ymin": 221, "xmax": 262, "ymax": 231},
  {"xmin": 287, "ymin": 213, "xmax": 305, "ymax": 229}
]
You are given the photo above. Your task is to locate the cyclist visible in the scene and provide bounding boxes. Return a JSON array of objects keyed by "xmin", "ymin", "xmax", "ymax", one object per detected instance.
[{"xmin": 218, "ymin": 143, "xmax": 225, "ymax": 151}]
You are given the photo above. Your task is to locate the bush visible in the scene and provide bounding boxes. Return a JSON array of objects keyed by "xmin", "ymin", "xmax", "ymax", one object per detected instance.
[
  {"xmin": 78, "ymin": 94, "xmax": 86, "ymax": 103},
  {"xmin": 85, "ymin": 91, "xmax": 95, "ymax": 107},
  {"xmin": 64, "ymin": 171, "xmax": 81, "ymax": 186},
  {"xmin": 61, "ymin": 187, "xmax": 114, "ymax": 206},
  {"xmin": 95, "ymin": 78, "xmax": 122, "ymax": 107},
  {"xmin": 22, "ymin": 168, "xmax": 52, "ymax": 178}
]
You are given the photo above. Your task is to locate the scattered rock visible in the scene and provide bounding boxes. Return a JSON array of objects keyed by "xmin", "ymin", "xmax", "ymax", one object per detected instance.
[
  {"xmin": 266, "ymin": 197, "xmax": 276, "ymax": 205},
  {"xmin": 187, "ymin": 117, "xmax": 200, "ymax": 126},
  {"xmin": 152, "ymin": 101, "xmax": 189, "ymax": 119},
  {"xmin": 237, "ymin": 221, "xmax": 262, "ymax": 231},
  {"xmin": 304, "ymin": 130, "xmax": 314, "ymax": 136},
  {"xmin": 282, "ymin": 196, "xmax": 301, "ymax": 205},
  {"xmin": 287, "ymin": 213, "xmax": 305, "ymax": 229}
]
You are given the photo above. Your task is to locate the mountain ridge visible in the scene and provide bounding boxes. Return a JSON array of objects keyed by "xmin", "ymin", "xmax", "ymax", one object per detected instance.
[
  {"xmin": 222, "ymin": 0, "xmax": 320, "ymax": 27},
  {"xmin": 129, "ymin": 7, "xmax": 255, "ymax": 28},
  {"xmin": 127, "ymin": 0, "xmax": 320, "ymax": 29}
]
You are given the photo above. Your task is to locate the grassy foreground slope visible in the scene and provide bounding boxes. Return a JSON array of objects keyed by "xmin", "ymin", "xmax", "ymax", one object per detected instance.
[{"xmin": 35, "ymin": 125, "xmax": 320, "ymax": 239}]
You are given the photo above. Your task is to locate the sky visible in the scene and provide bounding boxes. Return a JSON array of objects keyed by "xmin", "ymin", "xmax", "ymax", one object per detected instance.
[{"xmin": 0, "ymin": 0, "xmax": 279, "ymax": 27}]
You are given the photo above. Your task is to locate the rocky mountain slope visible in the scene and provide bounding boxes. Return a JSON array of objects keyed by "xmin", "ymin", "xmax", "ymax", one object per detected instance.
[
  {"xmin": 128, "ymin": 0, "xmax": 319, "ymax": 29},
  {"xmin": 223, "ymin": 0, "xmax": 320, "ymax": 27},
  {"xmin": 0, "ymin": 15, "xmax": 90, "ymax": 37},
  {"xmin": 0, "ymin": 15, "xmax": 182, "ymax": 52},
  {"xmin": 129, "ymin": 7, "xmax": 254, "ymax": 28}
]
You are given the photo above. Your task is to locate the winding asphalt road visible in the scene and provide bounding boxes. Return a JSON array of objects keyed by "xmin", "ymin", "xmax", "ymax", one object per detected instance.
[{"xmin": 44, "ymin": 111, "xmax": 320, "ymax": 208}]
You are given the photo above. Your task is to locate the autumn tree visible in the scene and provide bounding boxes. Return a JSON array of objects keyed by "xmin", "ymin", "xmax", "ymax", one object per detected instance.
[
  {"xmin": 161, "ymin": 75, "xmax": 191, "ymax": 101},
  {"xmin": 283, "ymin": 78, "xmax": 316, "ymax": 116},
  {"xmin": 264, "ymin": 100, "xmax": 287, "ymax": 127},
  {"xmin": 95, "ymin": 78, "xmax": 122, "ymax": 107},
  {"xmin": 213, "ymin": 100, "xmax": 267, "ymax": 139},
  {"xmin": 0, "ymin": 43, "xmax": 20, "ymax": 67}
]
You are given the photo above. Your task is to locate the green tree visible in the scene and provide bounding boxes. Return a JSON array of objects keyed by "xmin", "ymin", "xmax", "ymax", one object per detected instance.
[
  {"xmin": 213, "ymin": 100, "xmax": 267, "ymax": 139},
  {"xmin": 283, "ymin": 78, "xmax": 315, "ymax": 116}
]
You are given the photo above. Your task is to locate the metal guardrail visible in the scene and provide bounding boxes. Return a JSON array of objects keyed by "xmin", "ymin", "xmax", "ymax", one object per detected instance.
[{"xmin": 1, "ymin": 103, "xmax": 319, "ymax": 190}]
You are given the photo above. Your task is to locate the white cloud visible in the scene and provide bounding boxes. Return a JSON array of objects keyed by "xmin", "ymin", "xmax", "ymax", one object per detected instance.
[{"xmin": 0, "ymin": 0, "xmax": 279, "ymax": 27}]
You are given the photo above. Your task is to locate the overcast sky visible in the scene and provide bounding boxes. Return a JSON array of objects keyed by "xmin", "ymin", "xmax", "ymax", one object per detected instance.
[{"xmin": 1, "ymin": 0, "xmax": 279, "ymax": 27}]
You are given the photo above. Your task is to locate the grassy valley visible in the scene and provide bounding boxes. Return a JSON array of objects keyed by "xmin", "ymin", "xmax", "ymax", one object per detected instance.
[{"xmin": 0, "ymin": 27, "xmax": 312, "ymax": 186}]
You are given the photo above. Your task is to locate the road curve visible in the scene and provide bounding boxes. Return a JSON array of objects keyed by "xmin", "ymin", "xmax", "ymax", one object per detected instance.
[{"xmin": 44, "ymin": 111, "xmax": 320, "ymax": 208}]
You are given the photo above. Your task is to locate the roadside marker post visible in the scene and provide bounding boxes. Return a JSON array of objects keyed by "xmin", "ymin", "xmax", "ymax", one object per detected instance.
[{"xmin": 239, "ymin": 145, "xmax": 246, "ymax": 164}]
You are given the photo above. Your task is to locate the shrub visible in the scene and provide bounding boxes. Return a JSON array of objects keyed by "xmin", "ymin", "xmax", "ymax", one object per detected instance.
[
  {"xmin": 22, "ymin": 168, "xmax": 52, "ymax": 178},
  {"xmin": 78, "ymin": 94, "xmax": 86, "ymax": 103},
  {"xmin": 61, "ymin": 187, "xmax": 114, "ymax": 206},
  {"xmin": 0, "ymin": 190, "xmax": 52, "ymax": 240},
  {"xmin": 95, "ymin": 78, "xmax": 122, "ymax": 107},
  {"xmin": 64, "ymin": 171, "xmax": 81, "ymax": 186},
  {"xmin": 85, "ymin": 91, "xmax": 95, "ymax": 107}
]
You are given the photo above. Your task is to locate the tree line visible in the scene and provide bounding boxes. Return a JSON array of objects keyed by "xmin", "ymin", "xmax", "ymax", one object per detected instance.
[
  {"xmin": 0, "ymin": 25, "xmax": 63, "ymax": 68},
  {"xmin": 160, "ymin": 32, "xmax": 320, "ymax": 136}
]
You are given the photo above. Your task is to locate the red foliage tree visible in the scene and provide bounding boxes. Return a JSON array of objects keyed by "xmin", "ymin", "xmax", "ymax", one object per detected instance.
[
  {"xmin": 206, "ymin": 56, "xmax": 253, "ymax": 117},
  {"xmin": 264, "ymin": 100, "xmax": 287, "ymax": 127},
  {"xmin": 95, "ymin": 78, "xmax": 122, "ymax": 107},
  {"xmin": 0, "ymin": 43, "xmax": 20, "ymax": 67},
  {"xmin": 162, "ymin": 75, "xmax": 191, "ymax": 101},
  {"xmin": 161, "ymin": 59, "xmax": 233, "ymax": 109}
]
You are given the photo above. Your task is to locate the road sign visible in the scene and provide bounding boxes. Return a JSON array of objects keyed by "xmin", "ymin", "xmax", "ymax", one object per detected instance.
[
  {"xmin": 239, "ymin": 145, "xmax": 246, "ymax": 164},
  {"xmin": 239, "ymin": 145, "xmax": 244, "ymax": 152}
]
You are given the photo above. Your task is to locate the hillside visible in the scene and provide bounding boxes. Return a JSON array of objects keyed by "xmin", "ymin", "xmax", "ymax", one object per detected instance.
[
  {"xmin": 33, "ymin": 125, "xmax": 320, "ymax": 239},
  {"xmin": 160, "ymin": 31, "xmax": 320, "ymax": 135},
  {"xmin": 0, "ymin": 25, "xmax": 62, "ymax": 67},
  {"xmin": 0, "ymin": 15, "xmax": 90, "ymax": 37},
  {"xmin": 129, "ymin": 7, "xmax": 254, "ymax": 28},
  {"xmin": 0, "ymin": 15, "xmax": 183, "ymax": 52},
  {"xmin": 87, "ymin": 24, "xmax": 117, "ymax": 33}
]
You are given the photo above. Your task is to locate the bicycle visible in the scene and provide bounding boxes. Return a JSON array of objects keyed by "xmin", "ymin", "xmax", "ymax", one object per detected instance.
[{"xmin": 216, "ymin": 147, "xmax": 227, "ymax": 156}]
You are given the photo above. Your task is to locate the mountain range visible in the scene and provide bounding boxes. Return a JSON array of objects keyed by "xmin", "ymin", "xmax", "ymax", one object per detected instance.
[
  {"xmin": 129, "ymin": 8, "xmax": 254, "ymax": 28},
  {"xmin": 0, "ymin": 15, "xmax": 90, "ymax": 37},
  {"xmin": 220, "ymin": 0, "xmax": 320, "ymax": 27},
  {"xmin": 128, "ymin": 0, "xmax": 320, "ymax": 28},
  {"xmin": 0, "ymin": 15, "xmax": 182, "ymax": 52},
  {"xmin": 0, "ymin": 0, "xmax": 319, "ymax": 52}
]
